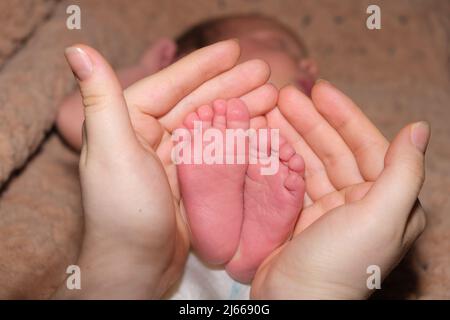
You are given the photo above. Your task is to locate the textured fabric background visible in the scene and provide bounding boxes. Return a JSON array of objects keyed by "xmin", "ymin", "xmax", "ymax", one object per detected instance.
[
  {"xmin": 0, "ymin": 0, "xmax": 448, "ymax": 299},
  {"xmin": 0, "ymin": 0, "xmax": 57, "ymax": 67}
]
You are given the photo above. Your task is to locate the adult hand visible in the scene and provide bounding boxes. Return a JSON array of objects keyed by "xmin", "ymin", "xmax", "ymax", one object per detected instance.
[
  {"xmin": 54, "ymin": 40, "xmax": 277, "ymax": 299},
  {"xmin": 252, "ymin": 81, "xmax": 429, "ymax": 299}
]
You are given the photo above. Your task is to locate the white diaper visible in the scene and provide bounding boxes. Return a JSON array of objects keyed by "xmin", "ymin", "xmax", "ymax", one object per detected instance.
[{"xmin": 165, "ymin": 251, "xmax": 250, "ymax": 300}]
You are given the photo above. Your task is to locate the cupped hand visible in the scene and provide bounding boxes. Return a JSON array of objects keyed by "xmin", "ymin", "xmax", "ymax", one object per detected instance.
[
  {"xmin": 251, "ymin": 81, "xmax": 430, "ymax": 299},
  {"xmin": 57, "ymin": 40, "xmax": 277, "ymax": 298}
]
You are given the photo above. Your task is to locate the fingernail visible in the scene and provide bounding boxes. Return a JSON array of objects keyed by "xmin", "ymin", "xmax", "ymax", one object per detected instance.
[
  {"xmin": 411, "ymin": 121, "xmax": 430, "ymax": 153},
  {"xmin": 315, "ymin": 78, "xmax": 329, "ymax": 85},
  {"xmin": 65, "ymin": 46, "xmax": 92, "ymax": 81}
]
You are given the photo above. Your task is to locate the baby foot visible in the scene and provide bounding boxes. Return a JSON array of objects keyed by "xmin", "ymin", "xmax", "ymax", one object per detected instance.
[
  {"xmin": 226, "ymin": 135, "xmax": 305, "ymax": 283},
  {"xmin": 176, "ymin": 99, "xmax": 250, "ymax": 264}
]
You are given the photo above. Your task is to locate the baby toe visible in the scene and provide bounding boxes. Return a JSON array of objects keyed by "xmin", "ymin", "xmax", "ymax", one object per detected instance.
[
  {"xmin": 197, "ymin": 104, "xmax": 213, "ymax": 129},
  {"xmin": 288, "ymin": 154, "xmax": 305, "ymax": 175},
  {"xmin": 284, "ymin": 172, "xmax": 304, "ymax": 192},
  {"xmin": 279, "ymin": 143, "xmax": 296, "ymax": 162},
  {"xmin": 226, "ymin": 98, "xmax": 250, "ymax": 130},
  {"xmin": 212, "ymin": 99, "xmax": 227, "ymax": 130},
  {"xmin": 183, "ymin": 111, "xmax": 200, "ymax": 130}
]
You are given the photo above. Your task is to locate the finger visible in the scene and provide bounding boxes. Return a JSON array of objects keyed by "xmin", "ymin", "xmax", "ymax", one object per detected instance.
[
  {"xmin": 266, "ymin": 107, "xmax": 336, "ymax": 200},
  {"xmin": 125, "ymin": 39, "xmax": 240, "ymax": 117},
  {"xmin": 132, "ymin": 82, "xmax": 275, "ymax": 151},
  {"xmin": 363, "ymin": 122, "xmax": 430, "ymax": 224},
  {"xmin": 312, "ymin": 81, "xmax": 389, "ymax": 181},
  {"xmin": 65, "ymin": 45, "xmax": 137, "ymax": 158},
  {"xmin": 403, "ymin": 201, "xmax": 426, "ymax": 248},
  {"xmin": 278, "ymin": 85, "xmax": 365, "ymax": 190},
  {"xmin": 80, "ymin": 122, "xmax": 88, "ymax": 166},
  {"xmin": 240, "ymin": 83, "xmax": 278, "ymax": 117},
  {"xmin": 159, "ymin": 59, "xmax": 271, "ymax": 131},
  {"xmin": 156, "ymin": 131, "xmax": 180, "ymax": 199},
  {"xmin": 250, "ymin": 116, "xmax": 268, "ymax": 129}
]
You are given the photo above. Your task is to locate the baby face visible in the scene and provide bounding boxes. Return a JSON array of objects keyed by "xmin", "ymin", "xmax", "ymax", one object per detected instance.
[{"xmin": 217, "ymin": 17, "xmax": 317, "ymax": 95}]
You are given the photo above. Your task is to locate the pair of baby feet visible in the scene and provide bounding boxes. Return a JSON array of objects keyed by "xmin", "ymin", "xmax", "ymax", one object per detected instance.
[{"xmin": 176, "ymin": 98, "xmax": 306, "ymax": 283}]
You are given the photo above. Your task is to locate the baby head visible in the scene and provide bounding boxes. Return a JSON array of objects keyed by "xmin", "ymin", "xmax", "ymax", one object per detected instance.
[
  {"xmin": 148, "ymin": 14, "xmax": 318, "ymax": 96},
  {"xmin": 177, "ymin": 14, "xmax": 318, "ymax": 95}
]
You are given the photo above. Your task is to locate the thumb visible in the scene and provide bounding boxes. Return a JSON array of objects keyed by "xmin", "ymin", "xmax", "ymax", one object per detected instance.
[
  {"xmin": 65, "ymin": 45, "xmax": 137, "ymax": 158},
  {"xmin": 364, "ymin": 121, "xmax": 430, "ymax": 222}
]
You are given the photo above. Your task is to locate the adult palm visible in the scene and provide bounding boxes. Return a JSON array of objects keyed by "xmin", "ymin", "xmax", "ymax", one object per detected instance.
[
  {"xmin": 123, "ymin": 40, "xmax": 277, "ymax": 280},
  {"xmin": 252, "ymin": 82, "xmax": 428, "ymax": 299},
  {"xmin": 67, "ymin": 40, "xmax": 278, "ymax": 298}
]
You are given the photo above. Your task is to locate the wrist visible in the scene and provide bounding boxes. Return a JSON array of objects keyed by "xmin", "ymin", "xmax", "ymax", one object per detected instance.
[
  {"xmin": 251, "ymin": 263, "xmax": 370, "ymax": 300},
  {"xmin": 53, "ymin": 239, "xmax": 173, "ymax": 299}
]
